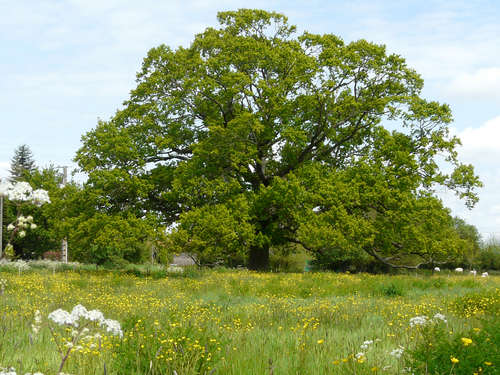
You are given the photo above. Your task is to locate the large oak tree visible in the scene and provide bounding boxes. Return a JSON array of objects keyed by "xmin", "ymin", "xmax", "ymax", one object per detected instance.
[{"xmin": 76, "ymin": 9, "xmax": 481, "ymax": 270}]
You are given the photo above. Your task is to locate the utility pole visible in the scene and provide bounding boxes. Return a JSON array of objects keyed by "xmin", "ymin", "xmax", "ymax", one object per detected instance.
[{"xmin": 59, "ymin": 166, "xmax": 68, "ymax": 263}]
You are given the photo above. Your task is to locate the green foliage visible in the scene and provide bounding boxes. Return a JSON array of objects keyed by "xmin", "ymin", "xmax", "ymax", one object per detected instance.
[
  {"xmin": 406, "ymin": 318, "xmax": 499, "ymax": 374},
  {"xmin": 75, "ymin": 9, "xmax": 481, "ymax": 269},
  {"xmin": 477, "ymin": 239, "xmax": 500, "ymax": 270}
]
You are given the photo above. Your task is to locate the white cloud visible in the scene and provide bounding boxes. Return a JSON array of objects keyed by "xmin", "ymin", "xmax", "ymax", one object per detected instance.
[
  {"xmin": 457, "ymin": 116, "xmax": 500, "ymax": 161},
  {"xmin": 447, "ymin": 68, "xmax": 500, "ymax": 101},
  {"xmin": 441, "ymin": 116, "xmax": 500, "ymax": 238}
]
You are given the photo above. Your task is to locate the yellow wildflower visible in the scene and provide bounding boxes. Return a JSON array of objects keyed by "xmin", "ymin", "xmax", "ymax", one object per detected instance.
[{"xmin": 461, "ymin": 337, "xmax": 472, "ymax": 346}]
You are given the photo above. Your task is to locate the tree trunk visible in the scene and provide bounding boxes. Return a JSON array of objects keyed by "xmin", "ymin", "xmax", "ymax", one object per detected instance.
[{"xmin": 248, "ymin": 244, "xmax": 270, "ymax": 271}]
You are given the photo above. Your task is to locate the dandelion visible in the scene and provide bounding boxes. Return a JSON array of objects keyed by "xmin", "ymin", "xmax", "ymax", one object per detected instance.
[
  {"xmin": 317, "ymin": 339, "xmax": 324, "ymax": 344},
  {"xmin": 450, "ymin": 356, "xmax": 459, "ymax": 364}
]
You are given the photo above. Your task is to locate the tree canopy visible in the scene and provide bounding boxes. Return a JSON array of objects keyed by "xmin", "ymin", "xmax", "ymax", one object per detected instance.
[
  {"xmin": 10, "ymin": 144, "xmax": 36, "ymax": 181},
  {"xmin": 76, "ymin": 9, "xmax": 481, "ymax": 270}
]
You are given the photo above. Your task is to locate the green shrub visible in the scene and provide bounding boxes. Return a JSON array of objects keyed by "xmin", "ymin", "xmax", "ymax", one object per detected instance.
[{"xmin": 379, "ymin": 282, "xmax": 405, "ymax": 297}]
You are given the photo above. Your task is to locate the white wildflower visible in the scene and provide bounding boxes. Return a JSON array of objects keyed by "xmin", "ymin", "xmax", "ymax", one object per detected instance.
[
  {"xmin": 30, "ymin": 224, "xmax": 37, "ymax": 230},
  {"xmin": 32, "ymin": 189, "xmax": 50, "ymax": 205},
  {"xmin": 0, "ymin": 180, "xmax": 13, "ymax": 196},
  {"xmin": 434, "ymin": 267, "xmax": 440, "ymax": 272},
  {"xmin": 48, "ymin": 309, "xmax": 78, "ymax": 326},
  {"xmin": 85, "ymin": 309, "xmax": 104, "ymax": 323},
  {"xmin": 470, "ymin": 270, "xmax": 477, "ymax": 276},
  {"xmin": 8, "ymin": 182, "xmax": 33, "ymax": 201},
  {"xmin": 390, "ymin": 346, "xmax": 404, "ymax": 358},
  {"xmin": 360, "ymin": 340, "xmax": 373, "ymax": 349},
  {"xmin": 0, "ymin": 366, "xmax": 17, "ymax": 375},
  {"xmin": 355, "ymin": 352, "xmax": 365, "ymax": 359},
  {"xmin": 409, "ymin": 316, "xmax": 428, "ymax": 327},
  {"xmin": 6, "ymin": 224, "xmax": 14, "ymax": 231},
  {"xmin": 482, "ymin": 272, "xmax": 489, "ymax": 277},
  {"xmin": 101, "ymin": 319, "xmax": 123, "ymax": 338},
  {"xmin": 70, "ymin": 304, "xmax": 88, "ymax": 320},
  {"xmin": 454, "ymin": 267, "xmax": 463, "ymax": 272},
  {"xmin": 32, "ymin": 310, "xmax": 42, "ymax": 335},
  {"xmin": 18, "ymin": 231, "xmax": 26, "ymax": 238},
  {"xmin": 433, "ymin": 313, "xmax": 447, "ymax": 323}
]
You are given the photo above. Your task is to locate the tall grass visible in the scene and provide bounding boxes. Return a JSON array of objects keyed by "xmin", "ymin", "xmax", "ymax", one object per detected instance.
[{"xmin": 0, "ymin": 269, "xmax": 498, "ymax": 374}]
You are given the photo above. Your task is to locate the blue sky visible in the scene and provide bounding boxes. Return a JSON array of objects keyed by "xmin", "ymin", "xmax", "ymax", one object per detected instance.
[{"xmin": 1, "ymin": 0, "xmax": 499, "ymax": 238}]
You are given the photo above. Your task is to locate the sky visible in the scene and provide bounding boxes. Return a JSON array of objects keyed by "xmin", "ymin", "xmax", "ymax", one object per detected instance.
[{"xmin": 1, "ymin": 0, "xmax": 499, "ymax": 239}]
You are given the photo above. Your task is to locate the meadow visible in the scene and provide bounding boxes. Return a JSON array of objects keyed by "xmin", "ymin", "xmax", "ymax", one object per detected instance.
[{"xmin": 0, "ymin": 266, "xmax": 498, "ymax": 374}]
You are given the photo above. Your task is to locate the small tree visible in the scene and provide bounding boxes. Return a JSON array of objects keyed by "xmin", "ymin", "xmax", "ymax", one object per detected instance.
[{"xmin": 9, "ymin": 144, "xmax": 36, "ymax": 182}]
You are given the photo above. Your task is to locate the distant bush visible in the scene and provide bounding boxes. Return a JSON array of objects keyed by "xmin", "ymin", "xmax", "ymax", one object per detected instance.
[{"xmin": 311, "ymin": 247, "xmax": 392, "ymax": 273}]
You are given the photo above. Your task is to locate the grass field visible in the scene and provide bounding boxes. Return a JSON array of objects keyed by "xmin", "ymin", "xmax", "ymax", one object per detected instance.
[{"xmin": 0, "ymin": 268, "xmax": 498, "ymax": 374}]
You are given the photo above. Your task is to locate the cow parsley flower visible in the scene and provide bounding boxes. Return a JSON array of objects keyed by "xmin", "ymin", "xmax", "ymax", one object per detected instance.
[
  {"xmin": 390, "ymin": 347, "xmax": 404, "ymax": 358},
  {"xmin": 85, "ymin": 309, "xmax": 105, "ymax": 322},
  {"xmin": 0, "ymin": 180, "xmax": 13, "ymax": 196},
  {"xmin": 409, "ymin": 316, "xmax": 428, "ymax": 327},
  {"xmin": 70, "ymin": 304, "xmax": 88, "ymax": 320},
  {"xmin": 0, "ymin": 367, "xmax": 17, "ymax": 375},
  {"xmin": 32, "ymin": 189, "xmax": 51, "ymax": 205},
  {"xmin": 48, "ymin": 309, "xmax": 78, "ymax": 326},
  {"xmin": 360, "ymin": 340, "xmax": 373, "ymax": 349},
  {"xmin": 8, "ymin": 182, "xmax": 33, "ymax": 201},
  {"xmin": 32, "ymin": 310, "xmax": 42, "ymax": 336},
  {"xmin": 433, "ymin": 313, "xmax": 447, "ymax": 323},
  {"xmin": 101, "ymin": 319, "xmax": 123, "ymax": 338}
]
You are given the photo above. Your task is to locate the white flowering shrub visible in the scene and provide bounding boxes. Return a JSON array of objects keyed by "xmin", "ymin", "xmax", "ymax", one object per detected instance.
[{"xmin": 0, "ymin": 181, "xmax": 50, "ymax": 259}]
